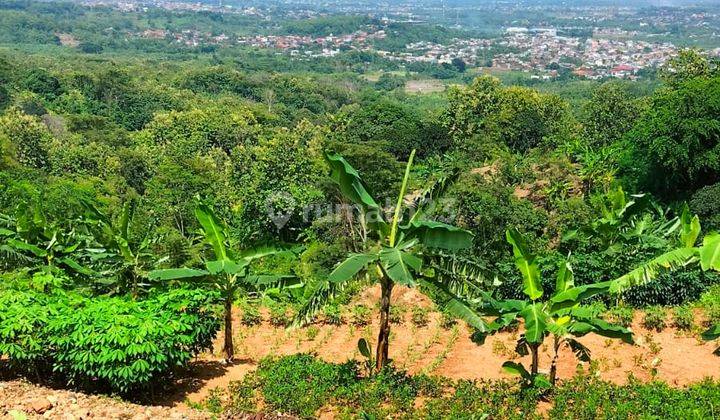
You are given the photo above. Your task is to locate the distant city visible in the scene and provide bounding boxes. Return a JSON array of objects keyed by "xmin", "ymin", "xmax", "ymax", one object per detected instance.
[{"xmin": 56, "ymin": 0, "xmax": 720, "ymax": 79}]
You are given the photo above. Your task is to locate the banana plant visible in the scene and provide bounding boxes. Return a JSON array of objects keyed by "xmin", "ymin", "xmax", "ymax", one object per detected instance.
[
  {"xmin": 699, "ymin": 233, "xmax": 720, "ymax": 355},
  {"xmin": 149, "ymin": 203, "xmax": 300, "ymax": 362},
  {"xmin": 293, "ymin": 149, "xmax": 474, "ymax": 370},
  {"xmin": 83, "ymin": 199, "xmax": 155, "ymax": 296},
  {"xmin": 0, "ymin": 203, "xmax": 93, "ymax": 276},
  {"xmin": 432, "ymin": 228, "xmax": 633, "ymax": 387}
]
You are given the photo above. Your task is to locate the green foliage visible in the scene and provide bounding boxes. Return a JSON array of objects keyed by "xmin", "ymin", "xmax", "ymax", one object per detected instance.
[
  {"xmin": 642, "ymin": 306, "xmax": 667, "ymax": 332},
  {"xmin": 410, "ymin": 306, "xmax": 430, "ymax": 327},
  {"xmin": 700, "ymin": 285, "xmax": 720, "ymax": 326},
  {"xmin": 672, "ymin": 305, "xmax": 695, "ymax": 331},
  {"xmin": 550, "ymin": 376, "xmax": 720, "ymax": 419},
  {"xmin": 603, "ymin": 306, "xmax": 634, "ymax": 328},
  {"xmin": 351, "ymin": 304, "xmax": 372, "ymax": 326},
  {"xmin": 690, "ymin": 182, "xmax": 720, "ymax": 233},
  {"xmin": 0, "ymin": 285, "xmax": 220, "ymax": 393}
]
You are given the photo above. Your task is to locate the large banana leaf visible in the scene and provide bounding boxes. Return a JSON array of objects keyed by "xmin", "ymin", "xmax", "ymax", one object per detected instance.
[
  {"xmin": 238, "ymin": 243, "xmax": 292, "ymax": 262},
  {"xmin": 569, "ymin": 318, "xmax": 634, "ymax": 344},
  {"xmin": 502, "ymin": 361, "xmax": 531, "ymax": 380},
  {"xmin": 609, "ymin": 247, "xmax": 697, "ymax": 293},
  {"xmin": 519, "ymin": 302, "xmax": 547, "ymax": 344},
  {"xmin": 401, "ymin": 220, "xmax": 473, "ymax": 250},
  {"xmin": 420, "ymin": 278, "xmax": 488, "ymax": 332},
  {"xmin": 206, "ymin": 259, "xmax": 247, "ymax": 275},
  {"xmin": 702, "ymin": 324, "xmax": 720, "ymax": 341},
  {"xmin": 6, "ymin": 238, "xmax": 47, "ymax": 257},
  {"xmin": 195, "ymin": 203, "xmax": 229, "ymax": 261},
  {"xmin": 700, "ymin": 233, "xmax": 720, "ymax": 272},
  {"xmin": 379, "ymin": 246, "xmax": 421, "ymax": 286},
  {"xmin": 555, "ymin": 260, "xmax": 574, "ymax": 293},
  {"xmin": 506, "ymin": 229, "xmax": 543, "ymax": 300},
  {"xmin": 149, "ymin": 267, "xmax": 209, "ymax": 281},
  {"xmin": 680, "ymin": 205, "xmax": 701, "ymax": 248},
  {"xmin": 325, "ymin": 152, "xmax": 387, "ymax": 233},
  {"xmin": 549, "ymin": 281, "xmax": 612, "ymax": 313},
  {"xmin": 290, "ymin": 281, "xmax": 346, "ymax": 328},
  {"xmin": 328, "ymin": 253, "xmax": 376, "ymax": 283},
  {"xmin": 246, "ymin": 274, "xmax": 303, "ymax": 289}
]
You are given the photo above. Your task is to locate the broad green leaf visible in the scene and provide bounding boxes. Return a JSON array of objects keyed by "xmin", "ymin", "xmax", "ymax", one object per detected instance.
[
  {"xmin": 702, "ymin": 324, "xmax": 720, "ymax": 341},
  {"xmin": 238, "ymin": 243, "xmax": 292, "ymax": 262},
  {"xmin": 502, "ymin": 361, "xmax": 530, "ymax": 379},
  {"xmin": 119, "ymin": 200, "xmax": 134, "ymax": 243},
  {"xmin": 555, "ymin": 260, "xmax": 574, "ymax": 293},
  {"xmin": 206, "ymin": 259, "xmax": 247, "ymax": 276},
  {"xmin": 533, "ymin": 374, "xmax": 552, "ymax": 388},
  {"xmin": 570, "ymin": 318, "xmax": 634, "ymax": 344},
  {"xmin": 519, "ymin": 302, "xmax": 547, "ymax": 344},
  {"xmin": 358, "ymin": 338, "xmax": 372, "ymax": 359},
  {"xmin": 7, "ymin": 239, "xmax": 46, "ymax": 257},
  {"xmin": 700, "ymin": 233, "xmax": 720, "ymax": 272},
  {"xmin": 324, "ymin": 152, "xmax": 386, "ymax": 233},
  {"xmin": 680, "ymin": 205, "xmax": 701, "ymax": 248},
  {"xmin": 610, "ymin": 247, "xmax": 697, "ymax": 293},
  {"xmin": 148, "ymin": 268, "xmax": 209, "ymax": 281},
  {"xmin": 420, "ymin": 278, "xmax": 488, "ymax": 332},
  {"xmin": 549, "ymin": 281, "xmax": 612, "ymax": 313},
  {"xmin": 506, "ymin": 229, "xmax": 543, "ymax": 300},
  {"xmin": 58, "ymin": 257, "xmax": 94, "ymax": 276},
  {"xmin": 195, "ymin": 203, "xmax": 229, "ymax": 261},
  {"xmin": 328, "ymin": 253, "xmax": 376, "ymax": 283},
  {"xmin": 402, "ymin": 220, "xmax": 474, "ymax": 251},
  {"xmin": 246, "ymin": 274, "xmax": 302, "ymax": 290},
  {"xmin": 379, "ymin": 247, "xmax": 421, "ymax": 286}
]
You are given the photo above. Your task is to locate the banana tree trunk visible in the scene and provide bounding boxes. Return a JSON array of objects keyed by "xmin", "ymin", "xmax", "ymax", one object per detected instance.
[
  {"xmin": 549, "ymin": 336, "xmax": 560, "ymax": 385},
  {"xmin": 223, "ymin": 295, "xmax": 234, "ymax": 362},
  {"xmin": 375, "ymin": 277, "xmax": 393, "ymax": 370},
  {"xmin": 530, "ymin": 343, "xmax": 540, "ymax": 376}
]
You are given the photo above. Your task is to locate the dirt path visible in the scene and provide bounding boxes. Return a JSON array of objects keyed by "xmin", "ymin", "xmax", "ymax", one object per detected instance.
[{"xmin": 170, "ymin": 286, "xmax": 720, "ymax": 406}]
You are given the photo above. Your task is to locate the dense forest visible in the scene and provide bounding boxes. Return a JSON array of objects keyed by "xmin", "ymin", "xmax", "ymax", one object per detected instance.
[{"xmin": 1, "ymin": 1, "xmax": 720, "ymax": 417}]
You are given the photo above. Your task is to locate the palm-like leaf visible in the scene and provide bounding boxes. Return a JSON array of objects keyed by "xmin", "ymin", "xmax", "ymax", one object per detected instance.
[
  {"xmin": 506, "ymin": 229, "xmax": 543, "ymax": 300},
  {"xmin": 291, "ymin": 281, "xmax": 347, "ymax": 328},
  {"xmin": 195, "ymin": 203, "xmax": 229, "ymax": 261},
  {"xmin": 609, "ymin": 247, "xmax": 697, "ymax": 293},
  {"xmin": 401, "ymin": 220, "xmax": 473, "ymax": 250},
  {"xmin": 328, "ymin": 253, "xmax": 376, "ymax": 283},
  {"xmin": 148, "ymin": 267, "xmax": 209, "ymax": 281}
]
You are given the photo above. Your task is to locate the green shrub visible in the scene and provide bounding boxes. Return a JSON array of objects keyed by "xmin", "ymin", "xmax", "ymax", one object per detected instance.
[
  {"xmin": 256, "ymin": 354, "xmax": 356, "ymax": 418},
  {"xmin": 240, "ymin": 303, "xmax": 262, "ymax": 326},
  {"xmin": 0, "ymin": 287, "xmax": 220, "ymax": 393},
  {"xmin": 672, "ymin": 305, "xmax": 695, "ymax": 331},
  {"xmin": 642, "ymin": 306, "xmax": 667, "ymax": 331},
  {"xmin": 690, "ymin": 182, "xmax": 720, "ymax": 233},
  {"xmin": 268, "ymin": 303, "xmax": 291, "ymax": 327},
  {"xmin": 411, "ymin": 306, "xmax": 430, "ymax": 327},
  {"xmin": 440, "ymin": 310, "xmax": 457, "ymax": 329},
  {"xmin": 322, "ymin": 303, "xmax": 343, "ymax": 325},
  {"xmin": 550, "ymin": 376, "xmax": 720, "ymax": 419},
  {"xmin": 389, "ymin": 304, "xmax": 407, "ymax": 324},
  {"xmin": 604, "ymin": 305, "xmax": 634, "ymax": 328},
  {"xmin": 700, "ymin": 285, "xmax": 720, "ymax": 326},
  {"xmin": 351, "ymin": 304, "xmax": 372, "ymax": 326}
]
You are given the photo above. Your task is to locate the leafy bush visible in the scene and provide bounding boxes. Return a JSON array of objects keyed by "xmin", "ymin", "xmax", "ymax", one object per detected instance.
[
  {"xmin": 672, "ymin": 306, "xmax": 695, "ymax": 331},
  {"xmin": 642, "ymin": 306, "xmax": 667, "ymax": 332},
  {"xmin": 350, "ymin": 304, "xmax": 372, "ymax": 326},
  {"xmin": 621, "ymin": 269, "xmax": 720, "ymax": 307},
  {"xmin": 411, "ymin": 306, "xmax": 430, "ymax": 327},
  {"xmin": 256, "ymin": 354, "xmax": 357, "ymax": 418},
  {"xmin": 0, "ymin": 287, "xmax": 220, "ymax": 393},
  {"xmin": 699, "ymin": 285, "xmax": 720, "ymax": 326},
  {"xmin": 551, "ymin": 376, "xmax": 720, "ymax": 419},
  {"xmin": 240, "ymin": 304, "xmax": 262, "ymax": 326},
  {"xmin": 225, "ymin": 355, "xmax": 720, "ymax": 419},
  {"xmin": 690, "ymin": 183, "xmax": 720, "ymax": 233},
  {"xmin": 268, "ymin": 303, "xmax": 291, "ymax": 327},
  {"xmin": 322, "ymin": 303, "xmax": 343, "ymax": 325},
  {"xmin": 389, "ymin": 304, "xmax": 407, "ymax": 324},
  {"xmin": 604, "ymin": 306, "xmax": 634, "ymax": 328}
]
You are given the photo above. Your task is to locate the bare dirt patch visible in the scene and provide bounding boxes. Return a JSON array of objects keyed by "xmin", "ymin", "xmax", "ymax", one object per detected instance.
[{"xmin": 404, "ymin": 79, "xmax": 445, "ymax": 94}]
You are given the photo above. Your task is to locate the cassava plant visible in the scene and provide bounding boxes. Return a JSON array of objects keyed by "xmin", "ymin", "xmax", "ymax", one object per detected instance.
[
  {"xmin": 293, "ymin": 150, "xmax": 473, "ymax": 370},
  {"xmin": 150, "ymin": 202, "xmax": 299, "ymax": 361}
]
